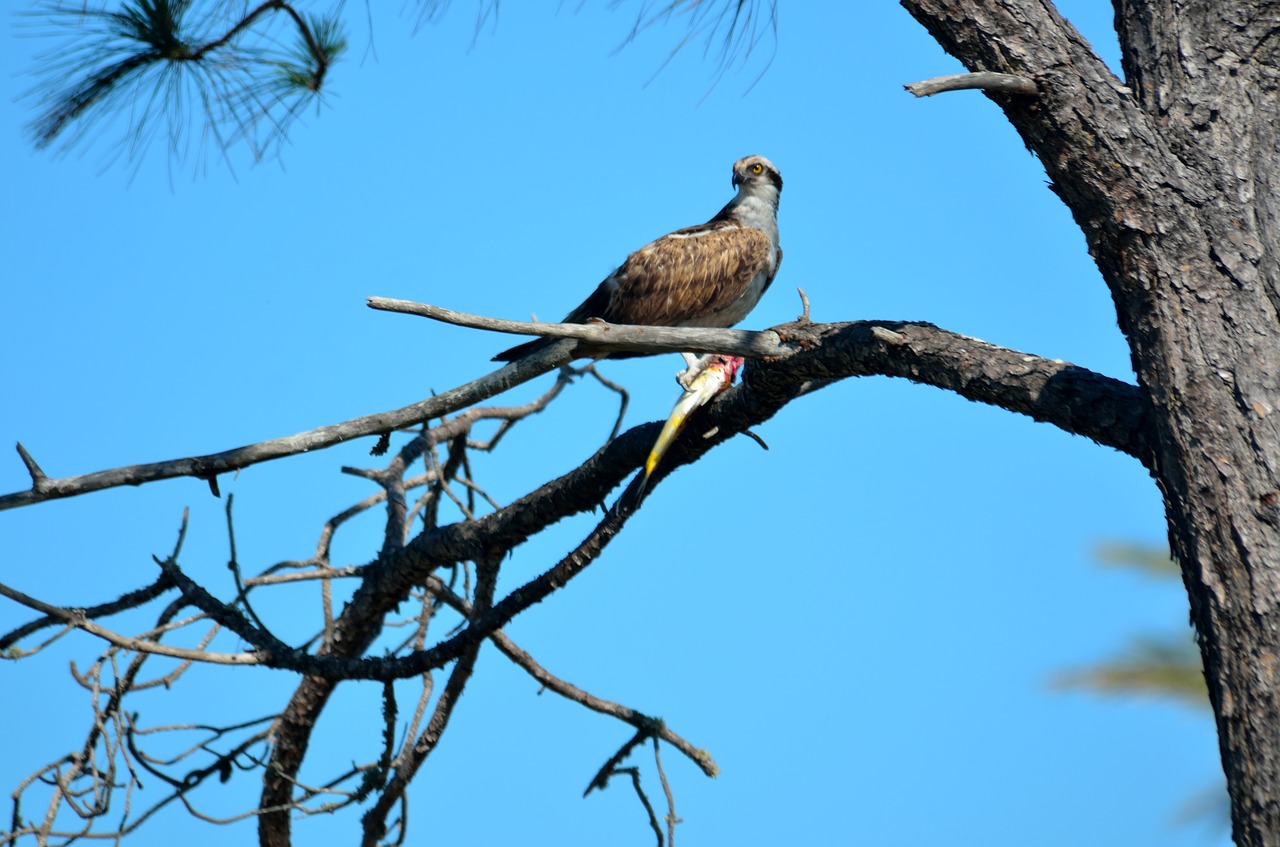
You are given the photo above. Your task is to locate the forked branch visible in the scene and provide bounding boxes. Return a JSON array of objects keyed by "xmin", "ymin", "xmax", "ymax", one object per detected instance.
[
  {"xmin": 2, "ymin": 302, "xmax": 1150, "ymax": 512},
  {"xmin": 6, "ymin": 295, "xmax": 1153, "ymax": 845}
]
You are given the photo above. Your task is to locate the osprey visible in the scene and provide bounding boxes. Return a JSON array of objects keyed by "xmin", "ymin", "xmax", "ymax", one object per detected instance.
[{"xmin": 493, "ymin": 155, "xmax": 783, "ymax": 368}]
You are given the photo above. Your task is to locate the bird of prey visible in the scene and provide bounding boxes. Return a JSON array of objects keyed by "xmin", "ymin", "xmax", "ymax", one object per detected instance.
[{"xmin": 493, "ymin": 155, "xmax": 783, "ymax": 378}]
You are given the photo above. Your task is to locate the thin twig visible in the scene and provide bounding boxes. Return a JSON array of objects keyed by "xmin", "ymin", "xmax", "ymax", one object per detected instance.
[
  {"xmin": 654, "ymin": 738, "xmax": 681, "ymax": 846},
  {"xmin": 224, "ymin": 495, "xmax": 271, "ymax": 636},
  {"xmin": 617, "ymin": 766, "xmax": 663, "ymax": 847},
  {"xmin": 0, "ymin": 573, "xmax": 176, "ymax": 653},
  {"xmin": 0, "ymin": 581, "xmax": 263, "ymax": 665},
  {"xmin": 796, "ymin": 287, "xmax": 810, "ymax": 321},
  {"xmin": 15, "ymin": 442, "xmax": 48, "ymax": 487},
  {"xmin": 423, "ymin": 575, "xmax": 717, "ymax": 777},
  {"xmin": 583, "ymin": 364, "xmax": 632, "ymax": 442}
]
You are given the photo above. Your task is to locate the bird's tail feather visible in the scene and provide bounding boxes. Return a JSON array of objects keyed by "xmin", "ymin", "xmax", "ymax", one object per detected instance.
[{"xmin": 492, "ymin": 337, "xmax": 554, "ymax": 362}]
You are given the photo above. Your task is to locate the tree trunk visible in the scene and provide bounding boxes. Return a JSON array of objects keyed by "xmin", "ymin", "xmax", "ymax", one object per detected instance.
[{"xmin": 901, "ymin": 1, "xmax": 1280, "ymax": 843}]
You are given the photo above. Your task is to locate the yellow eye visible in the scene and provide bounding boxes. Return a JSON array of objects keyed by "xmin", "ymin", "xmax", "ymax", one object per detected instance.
[{"xmin": 751, "ymin": 163, "xmax": 764, "ymax": 174}]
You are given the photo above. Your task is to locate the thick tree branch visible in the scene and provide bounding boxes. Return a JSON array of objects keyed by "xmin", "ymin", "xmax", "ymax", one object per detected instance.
[
  {"xmin": 904, "ymin": 71, "xmax": 1038, "ymax": 97},
  {"xmin": 2, "ymin": 309, "xmax": 1147, "ymax": 511},
  {"xmin": 237, "ymin": 315, "xmax": 1149, "ymax": 674},
  {"xmin": 802, "ymin": 320, "xmax": 1152, "ymax": 464},
  {"xmin": 5, "ymin": 297, "xmax": 1152, "ymax": 843},
  {"xmin": 257, "ymin": 310, "xmax": 1150, "ymax": 841},
  {"xmin": 4, "ymin": 311, "xmax": 1150, "ymax": 844}
]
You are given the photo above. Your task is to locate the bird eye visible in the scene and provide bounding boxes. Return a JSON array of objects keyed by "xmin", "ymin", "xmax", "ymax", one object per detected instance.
[{"xmin": 751, "ymin": 163, "xmax": 764, "ymax": 174}]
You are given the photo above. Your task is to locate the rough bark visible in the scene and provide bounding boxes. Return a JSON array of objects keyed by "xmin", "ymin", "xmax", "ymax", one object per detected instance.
[{"xmin": 900, "ymin": 1, "xmax": 1280, "ymax": 843}]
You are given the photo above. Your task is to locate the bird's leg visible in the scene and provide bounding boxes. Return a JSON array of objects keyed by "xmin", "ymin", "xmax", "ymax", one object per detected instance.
[{"xmin": 677, "ymin": 352, "xmax": 710, "ymax": 389}]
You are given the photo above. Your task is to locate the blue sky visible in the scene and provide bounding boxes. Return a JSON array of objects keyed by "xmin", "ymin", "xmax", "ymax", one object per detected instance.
[{"xmin": 1, "ymin": 3, "xmax": 1229, "ymax": 845}]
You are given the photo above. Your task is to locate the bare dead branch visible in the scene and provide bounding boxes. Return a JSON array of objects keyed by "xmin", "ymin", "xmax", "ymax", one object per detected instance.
[
  {"xmin": 8, "ymin": 604, "xmax": 279, "ymax": 844},
  {"xmin": 265, "ymin": 489, "xmax": 400, "ymax": 572},
  {"xmin": 243, "ymin": 565, "xmax": 366, "ymax": 588},
  {"xmin": 252, "ymin": 321, "xmax": 1148, "ymax": 681},
  {"xmin": 224, "ymin": 494, "xmax": 272, "ymax": 637},
  {"xmin": 14, "ymin": 442, "xmax": 47, "ymax": 487},
  {"xmin": 453, "ymin": 476, "xmax": 501, "ymax": 513},
  {"xmin": 0, "ymin": 581, "xmax": 262, "ymax": 666},
  {"xmin": 363, "ymin": 682, "xmax": 397, "ymax": 803},
  {"xmin": 7, "ymin": 300, "xmax": 1153, "ymax": 845},
  {"xmin": 904, "ymin": 71, "xmax": 1038, "ymax": 97},
  {"xmin": 582, "ymin": 363, "xmax": 632, "ymax": 442},
  {"xmin": 585, "ymin": 728, "xmax": 655, "ymax": 797},
  {"xmin": 366, "ymin": 297, "xmax": 789, "ymax": 358},
  {"xmin": 6, "ymin": 318, "xmax": 1150, "ymax": 684},
  {"xmin": 358, "ymin": 558, "xmax": 499, "ymax": 845},
  {"xmin": 613, "ymin": 766, "xmax": 664, "ymax": 847},
  {"xmin": 654, "ymin": 738, "xmax": 681, "ymax": 846},
  {"xmin": 758, "ymin": 320, "xmax": 1152, "ymax": 463},
  {"xmin": 0, "ymin": 337, "xmax": 577, "ymax": 511},
  {"xmin": 3, "ymin": 508, "xmax": 261, "ymax": 666},
  {"xmin": 2, "ymin": 309, "xmax": 1146, "ymax": 513},
  {"xmin": 151, "ymin": 554, "xmax": 301, "ymax": 664},
  {"xmin": 397, "ymin": 669, "xmax": 435, "ymax": 789},
  {"xmin": 423, "ymin": 574, "xmax": 717, "ymax": 777},
  {"xmin": 0, "ymin": 572, "xmax": 176, "ymax": 654},
  {"xmin": 260, "ymin": 455, "xmax": 656, "ymax": 842}
]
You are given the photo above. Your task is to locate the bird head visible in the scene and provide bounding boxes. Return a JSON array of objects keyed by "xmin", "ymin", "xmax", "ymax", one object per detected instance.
[{"xmin": 731, "ymin": 155, "xmax": 783, "ymax": 193}]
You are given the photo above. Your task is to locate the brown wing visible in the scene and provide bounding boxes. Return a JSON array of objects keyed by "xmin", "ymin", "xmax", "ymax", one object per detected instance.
[
  {"xmin": 493, "ymin": 224, "xmax": 772, "ymax": 362},
  {"xmin": 573, "ymin": 224, "xmax": 773, "ymax": 328}
]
